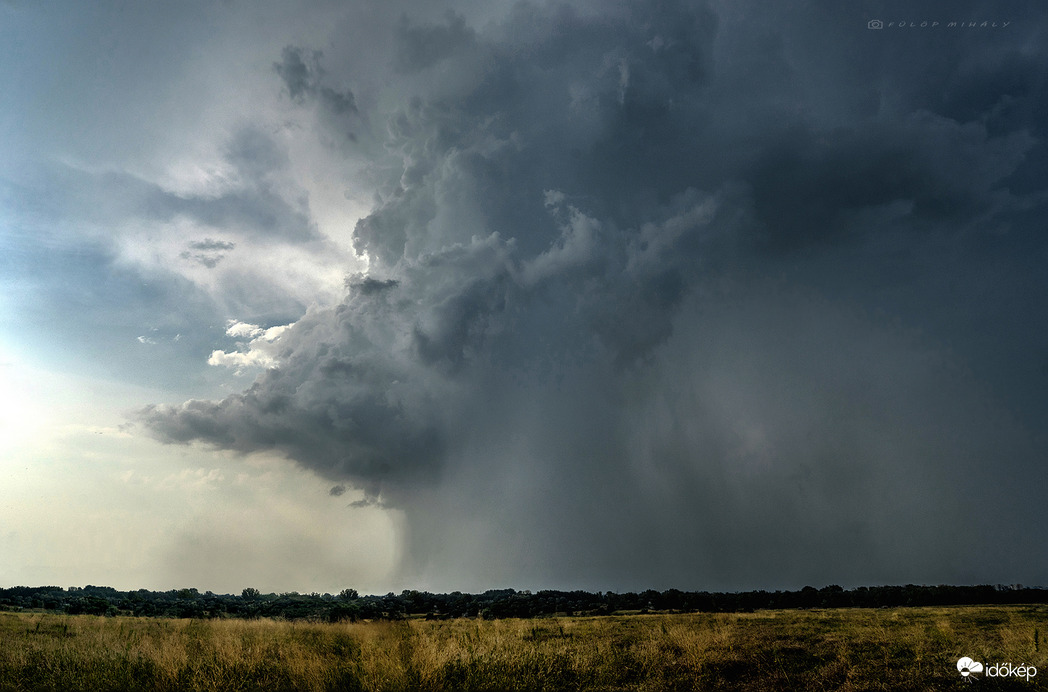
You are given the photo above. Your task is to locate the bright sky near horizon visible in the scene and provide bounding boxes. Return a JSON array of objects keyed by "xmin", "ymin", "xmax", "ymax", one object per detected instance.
[{"xmin": 1, "ymin": 0, "xmax": 1047, "ymax": 595}]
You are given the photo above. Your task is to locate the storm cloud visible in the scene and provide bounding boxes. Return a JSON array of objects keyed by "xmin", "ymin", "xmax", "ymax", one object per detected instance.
[{"xmin": 140, "ymin": 0, "xmax": 1048, "ymax": 591}]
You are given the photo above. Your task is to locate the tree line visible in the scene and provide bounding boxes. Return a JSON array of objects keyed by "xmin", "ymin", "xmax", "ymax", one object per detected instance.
[{"xmin": 0, "ymin": 583, "xmax": 1044, "ymax": 621}]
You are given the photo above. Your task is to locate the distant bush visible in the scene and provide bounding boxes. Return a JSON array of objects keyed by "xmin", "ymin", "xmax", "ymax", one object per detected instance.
[{"xmin": 0, "ymin": 583, "xmax": 1045, "ymax": 622}]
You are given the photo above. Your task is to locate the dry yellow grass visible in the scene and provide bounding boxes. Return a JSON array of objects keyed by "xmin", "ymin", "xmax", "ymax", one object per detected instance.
[{"xmin": 1, "ymin": 605, "xmax": 1045, "ymax": 690}]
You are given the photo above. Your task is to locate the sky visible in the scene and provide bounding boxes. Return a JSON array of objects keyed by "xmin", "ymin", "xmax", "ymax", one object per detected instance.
[{"xmin": 1, "ymin": 0, "xmax": 1046, "ymax": 596}]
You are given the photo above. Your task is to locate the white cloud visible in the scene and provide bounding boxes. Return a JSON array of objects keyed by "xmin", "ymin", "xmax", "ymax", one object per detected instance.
[
  {"xmin": 208, "ymin": 319, "xmax": 292, "ymax": 373},
  {"xmin": 225, "ymin": 321, "xmax": 265, "ymax": 339}
]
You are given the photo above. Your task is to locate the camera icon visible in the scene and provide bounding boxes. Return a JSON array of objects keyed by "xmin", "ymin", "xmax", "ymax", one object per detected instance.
[{"xmin": 868, "ymin": 19, "xmax": 883, "ymax": 29}]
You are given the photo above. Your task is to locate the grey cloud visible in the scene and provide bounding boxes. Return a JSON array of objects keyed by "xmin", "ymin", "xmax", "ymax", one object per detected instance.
[
  {"xmin": 394, "ymin": 11, "xmax": 477, "ymax": 73},
  {"xmin": 410, "ymin": 281, "xmax": 505, "ymax": 371},
  {"xmin": 329, "ymin": 484, "xmax": 346, "ymax": 497},
  {"xmin": 348, "ymin": 496, "xmax": 390, "ymax": 509},
  {"xmin": 346, "ymin": 275, "xmax": 399, "ymax": 295},
  {"xmin": 274, "ymin": 45, "xmax": 314, "ymax": 102},
  {"xmin": 274, "ymin": 45, "xmax": 357, "ymax": 115},
  {"xmin": 139, "ymin": 372, "xmax": 447, "ymax": 496},
  {"xmin": 142, "ymin": 0, "xmax": 1048, "ymax": 590},
  {"xmin": 223, "ymin": 127, "xmax": 290, "ymax": 183},
  {"xmin": 188, "ymin": 239, "xmax": 236, "ymax": 252},
  {"xmin": 28, "ymin": 128, "xmax": 319, "ymax": 244},
  {"xmin": 180, "ymin": 251, "xmax": 224, "ymax": 269},
  {"xmin": 181, "ymin": 238, "xmax": 236, "ymax": 268}
]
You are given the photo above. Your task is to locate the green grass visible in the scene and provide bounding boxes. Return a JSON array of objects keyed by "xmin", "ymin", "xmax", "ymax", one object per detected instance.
[{"xmin": 1, "ymin": 606, "xmax": 1045, "ymax": 690}]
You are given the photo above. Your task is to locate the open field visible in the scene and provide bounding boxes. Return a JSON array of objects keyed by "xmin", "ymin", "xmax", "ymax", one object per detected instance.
[{"xmin": 1, "ymin": 606, "xmax": 1045, "ymax": 691}]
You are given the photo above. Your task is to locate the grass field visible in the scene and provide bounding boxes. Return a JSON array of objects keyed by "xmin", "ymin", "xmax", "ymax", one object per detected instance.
[{"xmin": 1, "ymin": 606, "xmax": 1045, "ymax": 690}]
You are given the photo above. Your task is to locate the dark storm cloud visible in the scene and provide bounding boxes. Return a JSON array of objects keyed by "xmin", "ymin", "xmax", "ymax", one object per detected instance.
[
  {"xmin": 139, "ymin": 269, "xmax": 458, "ymax": 495},
  {"xmin": 141, "ymin": 0, "xmax": 1048, "ymax": 591},
  {"xmin": 746, "ymin": 116, "xmax": 1032, "ymax": 251}
]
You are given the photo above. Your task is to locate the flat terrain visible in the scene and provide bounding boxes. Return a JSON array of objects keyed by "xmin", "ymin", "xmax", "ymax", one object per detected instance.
[{"xmin": 1, "ymin": 606, "xmax": 1045, "ymax": 690}]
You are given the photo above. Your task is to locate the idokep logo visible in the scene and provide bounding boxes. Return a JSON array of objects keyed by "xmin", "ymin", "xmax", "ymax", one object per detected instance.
[
  {"xmin": 957, "ymin": 656, "xmax": 1038, "ymax": 682},
  {"xmin": 957, "ymin": 657, "xmax": 983, "ymax": 679}
]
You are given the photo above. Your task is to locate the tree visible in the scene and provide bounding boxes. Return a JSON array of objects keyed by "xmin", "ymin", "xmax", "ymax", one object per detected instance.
[{"xmin": 242, "ymin": 587, "xmax": 261, "ymax": 600}]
